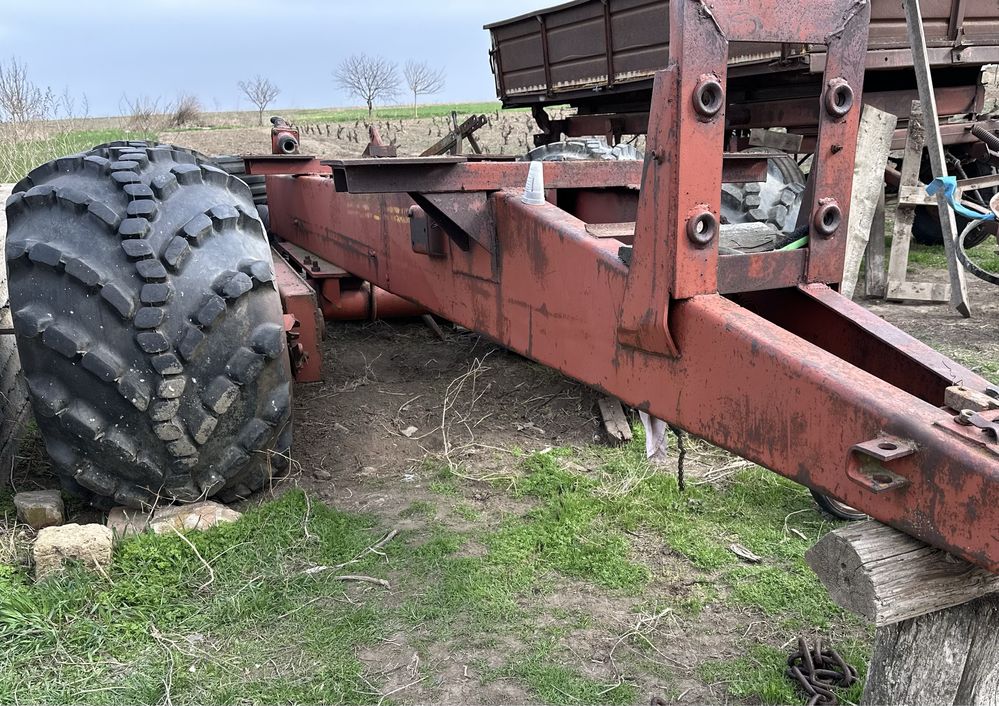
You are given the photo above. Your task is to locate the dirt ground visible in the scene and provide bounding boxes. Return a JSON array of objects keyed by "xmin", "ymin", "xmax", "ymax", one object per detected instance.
[{"xmin": 159, "ymin": 107, "xmax": 617, "ymax": 160}]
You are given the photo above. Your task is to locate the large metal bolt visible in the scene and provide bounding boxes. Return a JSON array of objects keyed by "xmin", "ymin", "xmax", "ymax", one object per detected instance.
[
  {"xmin": 824, "ymin": 78, "xmax": 854, "ymax": 118},
  {"xmin": 812, "ymin": 198, "xmax": 842, "ymax": 238},
  {"xmin": 692, "ymin": 75, "xmax": 724, "ymax": 120},
  {"xmin": 686, "ymin": 209, "xmax": 718, "ymax": 247}
]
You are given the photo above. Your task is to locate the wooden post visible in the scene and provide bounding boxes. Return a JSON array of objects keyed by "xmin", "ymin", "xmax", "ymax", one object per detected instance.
[
  {"xmin": 842, "ymin": 105, "xmax": 896, "ymax": 299},
  {"xmin": 885, "ymin": 102, "xmax": 951, "ymax": 304},
  {"xmin": 903, "ymin": 0, "xmax": 972, "ymax": 317},
  {"xmin": 807, "ymin": 521, "xmax": 999, "ymax": 704},
  {"xmin": 864, "ymin": 190, "xmax": 887, "ymax": 298}
]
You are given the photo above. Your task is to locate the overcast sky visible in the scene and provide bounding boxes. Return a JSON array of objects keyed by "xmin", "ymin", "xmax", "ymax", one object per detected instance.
[{"xmin": 0, "ymin": 0, "xmax": 547, "ymax": 117}]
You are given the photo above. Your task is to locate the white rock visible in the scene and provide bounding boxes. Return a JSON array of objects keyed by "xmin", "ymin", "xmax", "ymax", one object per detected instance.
[
  {"xmin": 14, "ymin": 490, "xmax": 64, "ymax": 530},
  {"xmin": 33, "ymin": 523, "xmax": 113, "ymax": 580},
  {"xmin": 150, "ymin": 501, "xmax": 241, "ymax": 534}
]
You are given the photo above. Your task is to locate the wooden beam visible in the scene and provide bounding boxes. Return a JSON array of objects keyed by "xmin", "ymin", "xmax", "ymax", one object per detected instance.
[
  {"xmin": 864, "ymin": 189, "xmax": 887, "ymax": 298},
  {"xmin": 805, "ymin": 521, "xmax": 999, "ymax": 627},
  {"xmin": 862, "ymin": 594, "xmax": 999, "ymax": 705},
  {"xmin": 903, "ymin": 0, "xmax": 972, "ymax": 317},
  {"xmin": 597, "ymin": 397, "xmax": 632, "ymax": 443},
  {"xmin": 842, "ymin": 105, "xmax": 897, "ymax": 299}
]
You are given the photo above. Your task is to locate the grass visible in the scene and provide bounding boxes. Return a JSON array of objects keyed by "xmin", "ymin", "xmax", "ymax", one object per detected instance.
[
  {"xmin": 0, "ymin": 491, "xmax": 389, "ymax": 703},
  {"xmin": 285, "ymin": 101, "xmax": 513, "ymax": 124},
  {"xmin": 0, "ymin": 425, "xmax": 870, "ymax": 704},
  {"xmin": 0, "ymin": 128, "xmax": 155, "ymax": 183},
  {"xmin": 907, "ymin": 238, "xmax": 999, "ymax": 274}
]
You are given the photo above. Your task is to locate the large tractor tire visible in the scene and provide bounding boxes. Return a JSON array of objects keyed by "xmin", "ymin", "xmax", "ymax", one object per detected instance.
[
  {"xmin": 4, "ymin": 141, "xmax": 292, "ymax": 509},
  {"xmin": 215, "ymin": 155, "xmax": 268, "ymax": 207},
  {"xmin": 720, "ymin": 148, "xmax": 806, "ymax": 235}
]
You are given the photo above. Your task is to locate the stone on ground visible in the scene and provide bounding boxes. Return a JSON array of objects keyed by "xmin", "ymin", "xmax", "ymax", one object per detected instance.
[
  {"xmin": 13, "ymin": 489, "xmax": 64, "ymax": 530},
  {"xmin": 149, "ymin": 501, "xmax": 242, "ymax": 534},
  {"xmin": 33, "ymin": 523, "xmax": 113, "ymax": 580},
  {"xmin": 106, "ymin": 506, "xmax": 152, "ymax": 540}
]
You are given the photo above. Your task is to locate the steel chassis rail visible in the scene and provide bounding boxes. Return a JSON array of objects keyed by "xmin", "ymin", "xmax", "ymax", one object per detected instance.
[{"xmin": 251, "ymin": 0, "xmax": 999, "ymax": 572}]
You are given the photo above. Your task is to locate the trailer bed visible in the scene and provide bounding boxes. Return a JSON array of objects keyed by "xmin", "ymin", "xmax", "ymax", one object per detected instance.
[{"xmin": 487, "ymin": 0, "xmax": 999, "ymax": 109}]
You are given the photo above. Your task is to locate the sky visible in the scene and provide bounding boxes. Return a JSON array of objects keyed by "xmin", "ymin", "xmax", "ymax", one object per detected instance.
[{"xmin": 0, "ymin": 0, "xmax": 548, "ymax": 117}]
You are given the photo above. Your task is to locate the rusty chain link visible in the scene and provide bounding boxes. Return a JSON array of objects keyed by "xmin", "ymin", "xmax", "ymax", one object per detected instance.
[{"xmin": 785, "ymin": 636, "xmax": 858, "ymax": 705}]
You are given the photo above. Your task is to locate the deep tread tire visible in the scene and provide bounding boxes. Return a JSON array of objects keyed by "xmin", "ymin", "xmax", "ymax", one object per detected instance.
[
  {"xmin": 5, "ymin": 141, "xmax": 292, "ymax": 509},
  {"xmin": 524, "ymin": 139, "xmax": 641, "ymax": 162},
  {"xmin": 215, "ymin": 155, "xmax": 267, "ymax": 207},
  {"xmin": 720, "ymin": 148, "xmax": 806, "ymax": 235}
]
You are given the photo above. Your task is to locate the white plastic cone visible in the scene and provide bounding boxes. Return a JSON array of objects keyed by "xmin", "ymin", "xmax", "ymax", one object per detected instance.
[{"xmin": 521, "ymin": 161, "xmax": 545, "ymax": 205}]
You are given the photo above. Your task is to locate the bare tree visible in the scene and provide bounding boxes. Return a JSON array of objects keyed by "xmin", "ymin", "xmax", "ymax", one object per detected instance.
[
  {"xmin": 238, "ymin": 75, "xmax": 280, "ymax": 126},
  {"xmin": 334, "ymin": 54, "xmax": 401, "ymax": 118},
  {"xmin": 403, "ymin": 60, "xmax": 446, "ymax": 118},
  {"xmin": 0, "ymin": 57, "xmax": 55, "ymax": 124}
]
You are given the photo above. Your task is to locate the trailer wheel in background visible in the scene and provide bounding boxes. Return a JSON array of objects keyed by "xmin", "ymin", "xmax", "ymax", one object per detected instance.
[
  {"xmin": 720, "ymin": 148, "xmax": 806, "ymax": 235},
  {"xmin": 811, "ymin": 490, "xmax": 867, "ymax": 522},
  {"xmin": 5, "ymin": 142, "xmax": 292, "ymax": 509},
  {"xmin": 215, "ymin": 155, "xmax": 268, "ymax": 207}
]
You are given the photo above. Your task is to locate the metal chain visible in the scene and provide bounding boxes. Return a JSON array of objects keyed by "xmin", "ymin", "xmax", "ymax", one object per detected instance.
[
  {"xmin": 785, "ymin": 636, "xmax": 858, "ymax": 706},
  {"xmin": 667, "ymin": 423, "xmax": 687, "ymax": 491}
]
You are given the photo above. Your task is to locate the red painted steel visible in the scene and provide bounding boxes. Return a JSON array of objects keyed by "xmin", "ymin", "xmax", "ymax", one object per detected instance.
[
  {"xmin": 272, "ymin": 250, "xmax": 324, "ymax": 383},
  {"xmin": 258, "ymin": 0, "xmax": 999, "ymax": 571}
]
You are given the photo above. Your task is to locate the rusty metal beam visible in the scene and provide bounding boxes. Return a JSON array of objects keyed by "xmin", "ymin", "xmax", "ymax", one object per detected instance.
[
  {"xmin": 327, "ymin": 154, "xmax": 768, "ymax": 194},
  {"xmin": 266, "ymin": 176, "xmax": 999, "ymax": 571}
]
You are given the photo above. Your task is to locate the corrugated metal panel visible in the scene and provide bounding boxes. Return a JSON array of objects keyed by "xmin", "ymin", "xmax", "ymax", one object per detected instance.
[{"xmin": 488, "ymin": 0, "xmax": 999, "ymax": 103}]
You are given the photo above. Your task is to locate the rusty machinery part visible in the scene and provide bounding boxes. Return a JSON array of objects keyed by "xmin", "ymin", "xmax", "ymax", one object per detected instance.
[
  {"xmin": 5, "ymin": 141, "xmax": 293, "ymax": 509},
  {"xmin": 785, "ymin": 636, "xmax": 858, "ymax": 706},
  {"xmin": 720, "ymin": 148, "xmax": 807, "ymax": 235},
  {"xmin": 524, "ymin": 138, "xmax": 640, "ymax": 162},
  {"xmin": 530, "ymin": 141, "xmax": 808, "ymax": 239},
  {"xmin": 215, "ymin": 155, "xmax": 268, "ymax": 207},
  {"xmin": 255, "ymin": 0, "xmax": 999, "ymax": 571},
  {"xmin": 270, "ymin": 116, "xmax": 300, "ymax": 155}
]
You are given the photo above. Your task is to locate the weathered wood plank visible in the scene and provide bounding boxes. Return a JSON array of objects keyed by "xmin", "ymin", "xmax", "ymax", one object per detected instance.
[
  {"xmin": 805, "ymin": 521, "xmax": 999, "ymax": 627},
  {"xmin": 842, "ymin": 105, "xmax": 896, "ymax": 299},
  {"xmin": 862, "ymin": 594, "xmax": 999, "ymax": 705},
  {"xmin": 903, "ymin": 0, "xmax": 972, "ymax": 317},
  {"xmin": 863, "ymin": 190, "xmax": 886, "ymax": 298},
  {"xmin": 597, "ymin": 397, "xmax": 632, "ymax": 443},
  {"xmin": 885, "ymin": 101, "xmax": 925, "ymax": 296}
]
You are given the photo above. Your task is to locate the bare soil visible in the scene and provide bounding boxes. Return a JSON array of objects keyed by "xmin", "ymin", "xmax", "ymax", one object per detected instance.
[{"xmin": 159, "ymin": 108, "xmax": 616, "ymax": 160}]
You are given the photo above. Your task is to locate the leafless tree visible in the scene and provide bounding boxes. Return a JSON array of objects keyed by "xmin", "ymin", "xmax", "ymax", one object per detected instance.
[
  {"xmin": 238, "ymin": 75, "xmax": 280, "ymax": 126},
  {"xmin": 120, "ymin": 94, "xmax": 166, "ymax": 133},
  {"xmin": 334, "ymin": 54, "xmax": 401, "ymax": 118},
  {"xmin": 403, "ymin": 60, "xmax": 446, "ymax": 118},
  {"xmin": 0, "ymin": 57, "xmax": 55, "ymax": 124}
]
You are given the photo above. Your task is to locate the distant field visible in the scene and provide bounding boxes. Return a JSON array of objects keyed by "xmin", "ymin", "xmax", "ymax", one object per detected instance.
[{"xmin": 286, "ymin": 101, "xmax": 514, "ymax": 124}]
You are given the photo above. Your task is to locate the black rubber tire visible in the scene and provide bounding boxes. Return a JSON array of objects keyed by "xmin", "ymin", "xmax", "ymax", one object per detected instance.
[
  {"xmin": 215, "ymin": 155, "xmax": 267, "ymax": 207},
  {"xmin": 720, "ymin": 148, "xmax": 806, "ymax": 235},
  {"xmin": 810, "ymin": 490, "xmax": 867, "ymax": 522},
  {"xmin": 5, "ymin": 141, "xmax": 292, "ymax": 509}
]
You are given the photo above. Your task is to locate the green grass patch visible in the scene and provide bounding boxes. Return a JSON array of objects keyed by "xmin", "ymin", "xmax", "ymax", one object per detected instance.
[
  {"xmin": 286, "ymin": 101, "xmax": 516, "ymax": 124},
  {"xmin": 0, "ymin": 490, "xmax": 389, "ymax": 703},
  {"xmin": 905, "ymin": 239, "xmax": 999, "ymax": 275},
  {"xmin": 0, "ymin": 128, "xmax": 156, "ymax": 182}
]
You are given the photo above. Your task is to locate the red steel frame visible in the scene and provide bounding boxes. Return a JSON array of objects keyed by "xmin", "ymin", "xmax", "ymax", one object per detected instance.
[{"xmin": 250, "ymin": 0, "xmax": 999, "ymax": 572}]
